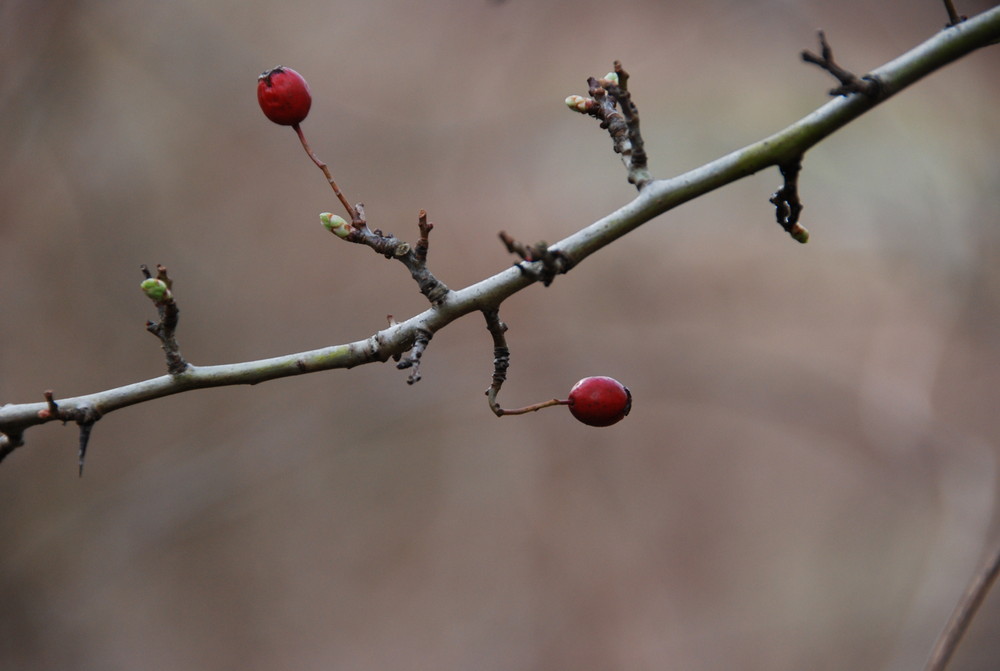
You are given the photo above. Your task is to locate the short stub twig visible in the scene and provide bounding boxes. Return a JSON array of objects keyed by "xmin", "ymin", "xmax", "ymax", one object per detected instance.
[
  {"xmin": 802, "ymin": 31, "xmax": 882, "ymax": 98},
  {"xmin": 769, "ymin": 158, "xmax": 810, "ymax": 243},
  {"xmin": 498, "ymin": 231, "xmax": 574, "ymax": 287},
  {"xmin": 140, "ymin": 264, "xmax": 189, "ymax": 375},
  {"xmin": 396, "ymin": 328, "xmax": 433, "ymax": 385}
]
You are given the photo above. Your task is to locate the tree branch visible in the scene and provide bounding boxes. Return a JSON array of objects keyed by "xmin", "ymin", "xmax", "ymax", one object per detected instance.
[
  {"xmin": 2, "ymin": 6, "xmax": 998, "ymax": 461},
  {"xmin": 924, "ymin": 541, "xmax": 1000, "ymax": 671}
]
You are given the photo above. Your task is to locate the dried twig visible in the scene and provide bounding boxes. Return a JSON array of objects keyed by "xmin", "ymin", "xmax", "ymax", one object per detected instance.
[
  {"xmin": 483, "ymin": 309, "xmax": 511, "ymax": 417},
  {"xmin": 497, "ymin": 231, "xmax": 574, "ymax": 287},
  {"xmin": 802, "ymin": 31, "xmax": 882, "ymax": 97},
  {"xmin": 395, "ymin": 328, "xmax": 433, "ymax": 385},
  {"xmin": 769, "ymin": 158, "xmax": 810, "ymax": 243}
]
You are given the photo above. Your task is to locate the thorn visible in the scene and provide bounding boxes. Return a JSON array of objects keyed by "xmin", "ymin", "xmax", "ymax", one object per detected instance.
[{"xmin": 77, "ymin": 421, "xmax": 95, "ymax": 477}]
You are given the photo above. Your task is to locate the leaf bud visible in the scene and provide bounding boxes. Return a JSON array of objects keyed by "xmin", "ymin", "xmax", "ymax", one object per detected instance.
[
  {"xmin": 564, "ymin": 95, "xmax": 594, "ymax": 113},
  {"xmin": 140, "ymin": 278, "xmax": 171, "ymax": 302},
  {"xmin": 320, "ymin": 212, "xmax": 353, "ymax": 239},
  {"xmin": 789, "ymin": 223, "xmax": 810, "ymax": 244}
]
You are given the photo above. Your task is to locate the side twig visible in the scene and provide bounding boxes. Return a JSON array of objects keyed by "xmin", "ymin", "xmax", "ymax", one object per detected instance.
[
  {"xmin": 396, "ymin": 328, "xmax": 433, "ymax": 385},
  {"xmin": 497, "ymin": 231, "xmax": 575, "ymax": 287},
  {"xmin": 483, "ymin": 309, "xmax": 511, "ymax": 417},
  {"xmin": 565, "ymin": 61, "xmax": 653, "ymax": 189},
  {"xmin": 769, "ymin": 158, "xmax": 810, "ymax": 243},
  {"xmin": 942, "ymin": 0, "xmax": 966, "ymax": 27},
  {"xmin": 140, "ymin": 264, "xmax": 189, "ymax": 375},
  {"xmin": 321, "ymin": 209, "xmax": 451, "ymax": 305},
  {"xmin": 802, "ymin": 31, "xmax": 883, "ymax": 98}
]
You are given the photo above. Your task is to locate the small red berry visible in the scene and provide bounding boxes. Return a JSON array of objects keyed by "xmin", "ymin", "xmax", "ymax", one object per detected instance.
[
  {"xmin": 257, "ymin": 66, "xmax": 312, "ymax": 126},
  {"xmin": 567, "ymin": 376, "xmax": 632, "ymax": 427}
]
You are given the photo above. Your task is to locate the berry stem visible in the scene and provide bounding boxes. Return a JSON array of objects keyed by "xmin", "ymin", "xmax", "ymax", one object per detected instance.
[
  {"xmin": 292, "ymin": 123, "xmax": 359, "ymax": 223},
  {"xmin": 494, "ymin": 398, "xmax": 569, "ymax": 416}
]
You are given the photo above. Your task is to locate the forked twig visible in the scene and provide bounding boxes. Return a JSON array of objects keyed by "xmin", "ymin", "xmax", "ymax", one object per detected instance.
[{"xmin": 802, "ymin": 31, "xmax": 882, "ymax": 97}]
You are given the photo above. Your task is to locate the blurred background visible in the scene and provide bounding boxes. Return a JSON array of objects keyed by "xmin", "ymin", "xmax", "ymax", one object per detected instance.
[{"xmin": 2, "ymin": 0, "xmax": 999, "ymax": 669}]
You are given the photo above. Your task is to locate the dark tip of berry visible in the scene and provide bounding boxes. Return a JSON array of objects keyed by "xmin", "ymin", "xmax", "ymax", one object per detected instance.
[{"xmin": 257, "ymin": 66, "xmax": 285, "ymax": 86}]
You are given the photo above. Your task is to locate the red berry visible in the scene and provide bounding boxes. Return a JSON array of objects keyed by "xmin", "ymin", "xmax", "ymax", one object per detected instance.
[
  {"xmin": 257, "ymin": 66, "xmax": 312, "ymax": 126},
  {"xmin": 567, "ymin": 376, "xmax": 632, "ymax": 427}
]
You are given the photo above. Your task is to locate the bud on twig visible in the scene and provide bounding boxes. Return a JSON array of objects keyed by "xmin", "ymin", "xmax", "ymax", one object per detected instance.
[
  {"xmin": 565, "ymin": 95, "xmax": 595, "ymax": 113},
  {"xmin": 140, "ymin": 278, "xmax": 171, "ymax": 302},
  {"xmin": 320, "ymin": 212, "xmax": 353, "ymax": 239}
]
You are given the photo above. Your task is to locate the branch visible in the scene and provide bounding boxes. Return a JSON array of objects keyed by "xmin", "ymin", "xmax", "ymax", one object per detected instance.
[
  {"xmin": 924, "ymin": 541, "xmax": 1000, "ymax": 671},
  {"xmin": 2, "ymin": 6, "xmax": 999, "ymax": 461}
]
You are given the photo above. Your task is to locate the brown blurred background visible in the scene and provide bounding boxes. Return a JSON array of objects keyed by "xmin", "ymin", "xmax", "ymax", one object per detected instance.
[{"xmin": 2, "ymin": 1, "xmax": 999, "ymax": 669}]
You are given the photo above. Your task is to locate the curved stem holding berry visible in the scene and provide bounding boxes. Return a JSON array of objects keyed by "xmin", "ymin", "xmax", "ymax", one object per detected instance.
[
  {"xmin": 292, "ymin": 122, "xmax": 360, "ymax": 224},
  {"xmin": 493, "ymin": 397, "xmax": 569, "ymax": 417}
]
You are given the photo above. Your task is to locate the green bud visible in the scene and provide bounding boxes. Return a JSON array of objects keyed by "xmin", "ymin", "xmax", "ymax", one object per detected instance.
[
  {"xmin": 320, "ymin": 212, "xmax": 352, "ymax": 239},
  {"xmin": 603, "ymin": 72, "xmax": 619, "ymax": 86},
  {"xmin": 790, "ymin": 223, "xmax": 810, "ymax": 244},
  {"xmin": 140, "ymin": 277, "xmax": 170, "ymax": 302},
  {"xmin": 564, "ymin": 95, "xmax": 593, "ymax": 113}
]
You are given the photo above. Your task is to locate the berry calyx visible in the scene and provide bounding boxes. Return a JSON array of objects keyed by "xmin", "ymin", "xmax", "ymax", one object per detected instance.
[
  {"xmin": 567, "ymin": 376, "xmax": 631, "ymax": 427},
  {"xmin": 257, "ymin": 66, "xmax": 312, "ymax": 126}
]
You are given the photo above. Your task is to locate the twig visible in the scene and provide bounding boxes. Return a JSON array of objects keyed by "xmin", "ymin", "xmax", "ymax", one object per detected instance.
[
  {"xmin": 482, "ymin": 309, "xmax": 569, "ymax": 416},
  {"xmin": 497, "ymin": 231, "xmax": 574, "ymax": 286},
  {"xmin": 140, "ymin": 264, "xmax": 189, "ymax": 375},
  {"xmin": 802, "ymin": 31, "xmax": 882, "ymax": 97},
  {"xmin": 566, "ymin": 61, "xmax": 653, "ymax": 188},
  {"xmin": 769, "ymin": 158, "xmax": 810, "ymax": 243},
  {"xmin": 399, "ymin": 211, "xmax": 450, "ymax": 305},
  {"xmin": 322, "ymin": 207, "xmax": 450, "ymax": 305},
  {"xmin": 942, "ymin": 0, "xmax": 966, "ymax": 27},
  {"xmin": 415, "ymin": 210, "xmax": 433, "ymax": 264},
  {"xmin": 483, "ymin": 309, "xmax": 511, "ymax": 416},
  {"xmin": 395, "ymin": 328, "xmax": 433, "ymax": 384},
  {"xmin": 610, "ymin": 61, "xmax": 651, "ymax": 188},
  {"xmin": 924, "ymin": 541, "xmax": 1000, "ymax": 671},
  {"xmin": 293, "ymin": 122, "xmax": 360, "ymax": 223}
]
